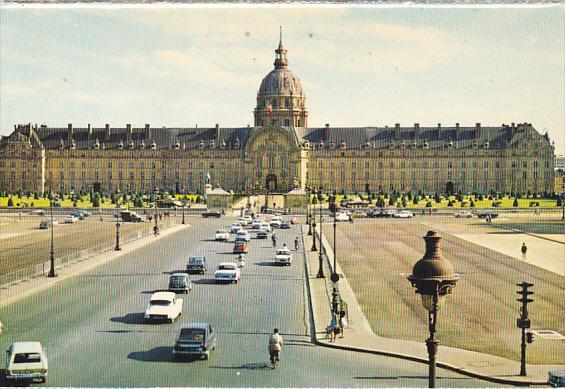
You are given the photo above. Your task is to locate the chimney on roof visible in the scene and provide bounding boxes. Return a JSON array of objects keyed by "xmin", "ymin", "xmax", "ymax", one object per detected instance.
[
  {"xmin": 144, "ymin": 124, "xmax": 151, "ymax": 140},
  {"xmin": 323, "ymin": 123, "xmax": 330, "ymax": 141},
  {"xmin": 414, "ymin": 123, "xmax": 419, "ymax": 141},
  {"xmin": 455, "ymin": 123, "xmax": 460, "ymax": 140},
  {"xmin": 67, "ymin": 123, "xmax": 73, "ymax": 140},
  {"xmin": 510, "ymin": 122, "xmax": 517, "ymax": 138},
  {"xmin": 105, "ymin": 124, "xmax": 110, "ymax": 139},
  {"xmin": 436, "ymin": 123, "xmax": 441, "ymax": 139},
  {"xmin": 215, "ymin": 123, "xmax": 220, "ymax": 130},
  {"xmin": 475, "ymin": 123, "xmax": 481, "ymax": 139},
  {"xmin": 126, "ymin": 123, "xmax": 132, "ymax": 142},
  {"xmin": 87, "ymin": 123, "xmax": 92, "ymax": 139},
  {"xmin": 395, "ymin": 123, "xmax": 401, "ymax": 140}
]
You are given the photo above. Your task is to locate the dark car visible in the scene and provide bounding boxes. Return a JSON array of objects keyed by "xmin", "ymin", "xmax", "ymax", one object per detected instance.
[
  {"xmin": 233, "ymin": 241, "xmax": 249, "ymax": 254},
  {"xmin": 186, "ymin": 256, "xmax": 207, "ymax": 274},
  {"xmin": 202, "ymin": 211, "xmax": 222, "ymax": 218},
  {"xmin": 173, "ymin": 323, "xmax": 217, "ymax": 360},
  {"xmin": 280, "ymin": 220, "xmax": 291, "ymax": 229},
  {"xmin": 256, "ymin": 229, "xmax": 268, "ymax": 239},
  {"xmin": 70, "ymin": 210, "xmax": 85, "ymax": 220},
  {"xmin": 168, "ymin": 273, "xmax": 192, "ymax": 294},
  {"xmin": 476, "ymin": 211, "xmax": 499, "ymax": 219}
]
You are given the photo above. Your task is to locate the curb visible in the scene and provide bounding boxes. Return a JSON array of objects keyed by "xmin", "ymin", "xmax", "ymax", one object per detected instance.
[
  {"xmin": 493, "ymin": 224, "xmax": 564, "ymax": 245},
  {"xmin": 0, "ymin": 224, "xmax": 188, "ymax": 309},
  {"xmin": 301, "ymin": 225, "xmax": 551, "ymax": 387}
]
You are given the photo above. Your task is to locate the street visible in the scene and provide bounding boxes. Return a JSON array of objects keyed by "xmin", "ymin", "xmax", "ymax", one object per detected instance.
[{"xmin": 0, "ymin": 217, "xmax": 502, "ymax": 387}]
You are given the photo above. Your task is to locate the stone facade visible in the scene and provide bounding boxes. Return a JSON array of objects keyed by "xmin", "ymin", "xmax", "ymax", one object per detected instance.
[{"xmin": 0, "ymin": 37, "xmax": 556, "ymax": 196}]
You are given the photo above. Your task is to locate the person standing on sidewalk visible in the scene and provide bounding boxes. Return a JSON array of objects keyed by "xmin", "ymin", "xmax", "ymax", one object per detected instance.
[{"xmin": 521, "ymin": 242, "xmax": 528, "ymax": 261}]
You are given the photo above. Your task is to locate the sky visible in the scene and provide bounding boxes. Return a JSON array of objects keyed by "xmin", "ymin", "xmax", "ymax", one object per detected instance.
[{"xmin": 1, "ymin": 5, "xmax": 564, "ymax": 153}]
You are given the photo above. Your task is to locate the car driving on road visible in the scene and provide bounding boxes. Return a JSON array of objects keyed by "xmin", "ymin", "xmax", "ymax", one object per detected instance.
[
  {"xmin": 168, "ymin": 273, "xmax": 192, "ymax": 294},
  {"xmin": 214, "ymin": 262, "xmax": 241, "ymax": 283},
  {"xmin": 393, "ymin": 210, "xmax": 415, "ymax": 218},
  {"xmin": 256, "ymin": 229, "xmax": 269, "ymax": 239},
  {"xmin": 144, "ymin": 291, "xmax": 183, "ymax": 323},
  {"xmin": 454, "ymin": 210, "xmax": 473, "ymax": 218},
  {"xmin": 186, "ymin": 256, "xmax": 207, "ymax": 274},
  {"xmin": 233, "ymin": 241, "xmax": 249, "ymax": 254},
  {"xmin": 235, "ymin": 230, "xmax": 251, "ymax": 242},
  {"xmin": 280, "ymin": 220, "xmax": 291, "ymax": 229},
  {"xmin": 275, "ymin": 248, "xmax": 293, "ymax": 266},
  {"xmin": 230, "ymin": 223, "xmax": 243, "ymax": 234},
  {"xmin": 173, "ymin": 323, "xmax": 217, "ymax": 360},
  {"xmin": 215, "ymin": 229, "xmax": 229, "ymax": 241},
  {"xmin": 5, "ymin": 341, "xmax": 48, "ymax": 384}
]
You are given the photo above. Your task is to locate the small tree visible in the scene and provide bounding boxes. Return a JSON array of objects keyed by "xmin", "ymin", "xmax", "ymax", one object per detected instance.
[
  {"xmin": 413, "ymin": 195, "xmax": 420, "ymax": 205},
  {"xmin": 447, "ymin": 200, "xmax": 454, "ymax": 207},
  {"xmin": 407, "ymin": 191, "xmax": 413, "ymax": 201},
  {"xmin": 434, "ymin": 192, "xmax": 441, "ymax": 204},
  {"xmin": 377, "ymin": 198, "xmax": 385, "ymax": 208},
  {"xmin": 513, "ymin": 197, "xmax": 519, "ymax": 207},
  {"xmin": 92, "ymin": 195, "xmax": 101, "ymax": 208},
  {"xmin": 425, "ymin": 201, "xmax": 432, "ymax": 208},
  {"xmin": 457, "ymin": 193, "xmax": 464, "ymax": 202},
  {"xmin": 401, "ymin": 197, "xmax": 407, "ymax": 208},
  {"xmin": 388, "ymin": 195, "xmax": 396, "ymax": 206},
  {"xmin": 556, "ymin": 197, "xmax": 562, "ymax": 207},
  {"xmin": 470, "ymin": 200, "xmax": 475, "ymax": 208},
  {"xmin": 7, "ymin": 197, "xmax": 14, "ymax": 207}
]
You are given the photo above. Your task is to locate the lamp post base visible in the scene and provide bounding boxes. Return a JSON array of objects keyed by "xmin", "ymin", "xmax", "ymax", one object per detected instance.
[{"xmin": 426, "ymin": 338, "xmax": 439, "ymax": 388}]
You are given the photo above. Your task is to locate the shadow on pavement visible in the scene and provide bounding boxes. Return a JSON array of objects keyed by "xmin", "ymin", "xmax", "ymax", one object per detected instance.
[
  {"xmin": 354, "ymin": 375, "xmax": 471, "ymax": 381},
  {"xmin": 0, "ymin": 370, "xmax": 32, "ymax": 387},
  {"xmin": 110, "ymin": 313, "xmax": 146, "ymax": 325},
  {"xmin": 162, "ymin": 270, "xmax": 187, "ymax": 275},
  {"xmin": 140, "ymin": 289, "xmax": 167, "ymax": 294},
  {"xmin": 192, "ymin": 278, "xmax": 217, "ymax": 285},
  {"xmin": 209, "ymin": 362, "xmax": 272, "ymax": 370},
  {"xmin": 127, "ymin": 347, "xmax": 192, "ymax": 363},
  {"xmin": 254, "ymin": 261, "xmax": 278, "ymax": 267}
]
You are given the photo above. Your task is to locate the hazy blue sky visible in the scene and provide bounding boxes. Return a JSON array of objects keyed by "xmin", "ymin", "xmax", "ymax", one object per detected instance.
[{"xmin": 1, "ymin": 5, "xmax": 563, "ymax": 152}]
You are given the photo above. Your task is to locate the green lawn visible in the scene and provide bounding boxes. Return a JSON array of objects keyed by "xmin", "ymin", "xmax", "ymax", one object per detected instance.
[{"xmin": 0, "ymin": 194, "xmax": 204, "ymax": 208}]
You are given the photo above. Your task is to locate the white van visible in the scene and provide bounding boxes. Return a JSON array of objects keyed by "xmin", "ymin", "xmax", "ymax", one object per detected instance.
[{"xmin": 5, "ymin": 341, "xmax": 48, "ymax": 383}]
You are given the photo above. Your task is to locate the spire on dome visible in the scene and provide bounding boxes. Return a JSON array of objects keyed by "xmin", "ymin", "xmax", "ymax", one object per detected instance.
[{"xmin": 274, "ymin": 26, "xmax": 288, "ymax": 69}]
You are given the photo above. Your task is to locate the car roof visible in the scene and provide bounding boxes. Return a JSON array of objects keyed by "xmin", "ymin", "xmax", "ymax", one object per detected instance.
[
  {"xmin": 170, "ymin": 273, "xmax": 188, "ymax": 278},
  {"xmin": 11, "ymin": 342, "xmax": 43, "ymax": 353},
  {"xmin": 151, "ymin": 291, "xmax": 176, "ymax": 300},
  {"xmin": 218, "ymin": 262, "xmax": 238, "ymax": 266},
  {"xmin": 189, "ymin": 255, "xmax": 204, "ymax": 260},
  {"xmin": 179, "ymin": 322, "xmax": 209, "ymax": 330}
]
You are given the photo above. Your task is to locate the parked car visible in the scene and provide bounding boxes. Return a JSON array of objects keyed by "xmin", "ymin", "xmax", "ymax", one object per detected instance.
[
  {"xmin": 70, "ymin": 210, "xmax": 85, "ymax": 220},
  {"xmin": 63, "ymin": 215, "xmax": 78, "ymax": 224},
  {"xmin": 237, "ymin": 217, "xmax": 249, "ymax": 226},
  {"xmin": 454, "ymin": 210, "xmax": 473, "ymax": 218},
  {"xmin": 186, "ymin": 256, "xmax": 207, "ymax": 274},
  {"xmin": 5, "ymin": 341, "xmax": 48, "ymax": 383},
  {"xmin": 215, "ymin": 229, "xmax": 229, "ymax": 241},
  {"xmin": 230, "ymin": 223, "xmax": 243, "ymax": 234},
  {"xmin": 335, "ymin": 212, "xmax": 350, "ymax": 222},
  {"xmin": 241, "ymin": 215, "xmax": 253, "ymax": 225},
  {"xmin": 275, "ymin": 248, "xmax": 293, "ymax": 266},
  {"xmin": 256, "ymin": 229, "xmax": 269, "ymax": 239},
  {"xmin": 235, "ymin": 230, "xmax": 251, "ymax": 242},
  {"xmin": 259, "ymin": 222, "xmax": 272, "ymax": 233},
  {"xmin": 269, "ymin": 216, "xmax": 282, "ymax": 228},
  {"xmin": 81, "ymin": 210, "xmax": 92, "ymax": 217},
  {"xmin": 39, "ymin": 219, "xmax": 57, "ymax": 229},
  {"xmin": 168, "ymin": 273, "xmax": 192, "ymax": 294},
  {"xmin": 280, "ymin": 220, "xmax": 291, "ymax": 229},
  {"xmin": 202, "ymin": 211, "xmax": 222, "ymax": 218},
  {"xmin": 549, "ymin": 369, "xmax": 565, "ymax": 387},
  {"xmin": 173, "ymin": 323, "xmax": 217, "ymax": 360},
  {"xmin": 144, "ymin": 291, "xmax": 183, "ymax": 323},
  {"xmin": 233, "ymin": 241, "xmax": 249, "ymax": 254},
  {"xmin": 352, "ymin": 210, "xmax": 367, "ymax": 218},
  {"xmin": 252, "ymin": 220, "xmax": 262, "ymax": 229},
  {"xmin": 120, "ymin": 210, "xmax": 144, "ymax": 222},
  {"xmin": 384, "ymin": 209, "xmax": 399, "ymax": 218},
  {"xmin": 393, "ymin": 210, "xmax": 415, "ymax": 218},
  {"xmin": 214, "ymin": 262, "xmax": 241, "ymax": 283}
]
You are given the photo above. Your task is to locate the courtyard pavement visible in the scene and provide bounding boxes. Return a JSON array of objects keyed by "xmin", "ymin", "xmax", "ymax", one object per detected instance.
[{"xmin": 302, "ymin": 225, "xmax": 563, "ymax": 386}]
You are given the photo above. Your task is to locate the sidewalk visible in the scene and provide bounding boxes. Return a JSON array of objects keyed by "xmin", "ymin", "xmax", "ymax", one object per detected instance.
[
  {"xmin": 302, "ymin": 225, "xmax": 562, "ymax": 386},
  {"xmin": 0, "ymin": 223, "xmax": 188, "ymax": 309}
]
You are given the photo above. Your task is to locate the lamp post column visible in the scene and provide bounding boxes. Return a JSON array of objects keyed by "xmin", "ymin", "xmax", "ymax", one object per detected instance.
[
  {"xmin": 307, "ymin": 188, "xmax": 312, "ymax": 236},
  {"xmin": 115, "ymin": 202, "xmax": 121, "ymax": 251},
  {"xmin": 317, "ymin": 197, "xmax": 324, "ymax": 278},
  {"xmin": 426, "ymin": 289, "xmax": 440, "ymax": 388},
  {"xmin": 561, "ymin": 193, "xmax": 564, "ymax": 220},
  {"xmin": 48, "ymin": 198, "xmax": 56, "ymax": 277},
  {"xmin": 182, "ymin": 206, "xmax": 186, "ymax": 225},
  {"xmin": 311, "ymin": 190, "xmax": 317, "ymax": 252}
]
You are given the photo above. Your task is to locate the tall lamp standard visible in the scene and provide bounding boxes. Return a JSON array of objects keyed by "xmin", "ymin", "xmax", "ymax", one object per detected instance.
[
  {"xmin": 311, "ymin": 188, "xmax": 318, "ymax": 252},
  {"xmin": 182, "ymin": 186, "xmax": 186, "ymax": 225},
  {"xmin": 406, "ymin": 231, "xmax": 459, "ymax": 389},
  {"xmin": 330, "ymin": 195, "xmax": 340, "ymax": 313},
  {"xmin": 115, "ymin": 190, "xmax": 121, "ymax": 251},
  {"xmin": 561, "ymin": 192, "xmax": 564, "ymax": 220},
  {"xmin": 307, "ymin": 186, "xmax": 313, "ymax": 236},
  {"xmin": 47, "ymin": 193, "xmax": 56, "ymax": 278},
  {"xmin": 316, "ymin": 190, "xmax": 325, "ymax": 278}
]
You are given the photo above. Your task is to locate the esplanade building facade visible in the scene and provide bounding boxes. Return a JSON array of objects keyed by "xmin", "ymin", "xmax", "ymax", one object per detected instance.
[{"xmin": 0, "ymin": 37, "xmax": 556, "ymax": 196}]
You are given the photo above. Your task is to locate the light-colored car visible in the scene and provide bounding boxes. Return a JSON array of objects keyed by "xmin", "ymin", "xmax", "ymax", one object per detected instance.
[
  {"xmin": 173, "ymin": 323, "xmax": 217, "ymax": 360},
  {"xmin": 237, "ymin": 217, "xmax": 250, "ymax": 226},
  {"xmin": 144, "ymin": 291, "xmax": 183, "ymax": 323},
  {"xmin": 63, "ymin": 215, "xmax": 78, "ymax": 224},
  {"xmin": 214, "ymin": 262, "xmax": 241, "ymax": 283},
  {"xmin": 235, "ymin": 230, "xmax": 251, "ymax": 242},
  {"xmin": 352, "ymin": 210, "xmax": 367, "ymax": 218},
  {"xmin": 251, "ymin": 220, "xmax": 262, "ymax": 229},
  {"xmin": 256, "ymin": 229, "xmax": 269, "ymax": 239},
  {"xmin": 393, "ymin": 210, "xmax": 415, "ymax": 218},
  {"xmin": 242, "ymin": 215, "xmax": 253, "ymax": 225},
  {"xmin": 384, "ymin": 209, "xmax": 399, "ymax": 217},
  {"xmin": 168, "ymin": 273, "xmax": 192, "ymax": 294},
  {"xmin": 275, "ymin": 248, "xmax": 293, "ymax": 266},
  {"xmin": 230, "ymin": 223, "xmax": 243, "ymax": 234},
  {"xmin": 215, "ymin": 229, "xmax": 229, "ymax": 241},
  {"xmin": 259, "ymin": 222, "xmax": 272, "ymax": 232},
  {"xmin": 270, "ymin": 216, "xmax": 282, "ymax": 228},
  {"xmin": 5, "ymin": 341, "xmax": 48, "ymax": 383},
  {"xmin": 335, "ymin": 212, "xmax": 350, "ymax": 222},
  {"xmin": 454, "ymin": 210, "xmax": 473, "ymax": 218}
]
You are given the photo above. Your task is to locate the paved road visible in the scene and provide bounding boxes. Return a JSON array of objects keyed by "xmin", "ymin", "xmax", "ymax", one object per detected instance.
[{"xmin": 0, "ymin": 217, "xmax": 502, "ymax": 387}]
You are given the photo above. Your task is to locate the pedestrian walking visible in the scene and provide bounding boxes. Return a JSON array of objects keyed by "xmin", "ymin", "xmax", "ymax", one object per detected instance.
[{"xmin": 521, "ymin": 242, "xmax": 528, "ymax": 261}]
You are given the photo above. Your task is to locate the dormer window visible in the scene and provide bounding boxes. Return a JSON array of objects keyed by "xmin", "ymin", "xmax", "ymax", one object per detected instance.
[
  {"xmin": 118, "ymin": 140, "xmax": 124, "ymax": 150},
  {"xmin": 423, "ymin": 141, "xmax": 430, "ymax": 149},
  {"xmin": 448, "ymin": 140, "xmax": 454, "ymax": 148},
  {"xmin": 70, "ymin": 140, "xmax": 76, "ymax": 150},
  {"xmin": 174, "ymin": 141, "xmax": 180, "ymax": 149},
  {"xmin": 150, "ymin": 142, "xmax": 157, "ymax": 150},
  {"xmin": 329, "ymin": 140, "xmax": 335, "ymax": 149},
  {"xmin": 389, "ymin": 140, "xmax": 395, "ymax": 149},
  {"xmin": 303, "ymin": 141, "xmax": 310, "ymax": 149},
  {"xmin": 220, "ymin": 140, "xmax": 226, "ymax": 149},
  {"xmin": 340, "ymin": 140, "xmax": 346, "ymax": 149},
  {"xmin": 129, "ymin": 141, "xmax": 135, "ymax": 149},
  {"xmin": 94, "ymin": 139, "xmax": 100, "ymax": 150},
  {"xmin": 484, "ymin": 141, "xmax": 490, "ymax": 149},
  {"xmin": 209, "ymin": 140, "xmax": 215, "ymax": 149},
  {"xmin": 400, "ymin": 141, "xmax": 406, "ymax": 149},
  {"xmin": 318, "ymin": 140, "xmax": 324, "ymax": 149},
  {"xmin": 199, "ymin": 140, "xmax": 205, "ymax": 150},
  {"xmin": 412, "ymin": 141, "xmax": 417, "ymax": 149}
]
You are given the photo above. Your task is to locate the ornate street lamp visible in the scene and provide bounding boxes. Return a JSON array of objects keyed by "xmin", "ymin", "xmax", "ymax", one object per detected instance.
[
  {"xmin": 406, "ymin": 231, "xmax": 459, "ymax": 388},
  {"xmin": 311, "ymin": 188, "xmax": 317, "ymax": 252},
  {"xmin": 561, "ymin": 193, "xmax": 564, "ymax": 220},
  {"xmin": 115, "ymin": 190, "xmax": 121, "ymax": 251},
  {"xmin": 307, "ymin": 186, "xmax": 312, "ymax": 236},
  {"xmin": 316, "ymin": 190, "xmax": 325, "ymax": 278},
  {"xmin": 47, "ymin": 193, "xmax": 56, "ymax": 278},
  {"xmin": 330, "ymin": 195, "xmax": 340, "ymax": 313}
]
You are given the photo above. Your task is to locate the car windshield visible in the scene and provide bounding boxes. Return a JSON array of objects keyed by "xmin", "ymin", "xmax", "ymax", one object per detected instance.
[
  {"xmin": 170, "ymin": 276, "xmax": 187, "ymax": 285},
  {"xmin": 189, "ymin": 257, "xmax": 203, "ymax": 264},
  {"xmin": 277, "ymin": 250, "xmax": 290, "ymax": 255},
  {"xmin": 13, "ymin": 353, "xmax": 41, "ymax": 364},
  {"xmin": 216, "ymin": 230, "xmax": 227, "ymax": 233},
  {"xmin": 218, "ymin": 265, "xmax": 235, "ymax": 271},
  {"xmin": 150, "ymin": 299, "xmax": 171, "ymax": 306},
  {"xmin": 179, "ymin": 328, "xmax": 205, "ymax": 342}
]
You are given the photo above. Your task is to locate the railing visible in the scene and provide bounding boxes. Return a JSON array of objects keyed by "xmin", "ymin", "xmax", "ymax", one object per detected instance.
[{"xmin": 0, "ymin": 217, "xmax": 175, "ymax": 288}]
